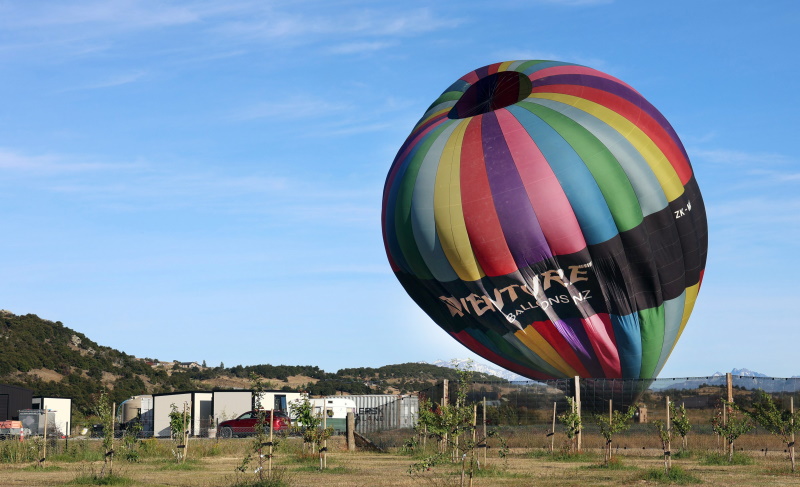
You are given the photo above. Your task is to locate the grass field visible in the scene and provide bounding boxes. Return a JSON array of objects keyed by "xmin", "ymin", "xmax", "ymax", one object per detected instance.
[{"xmin": 0, "ymin": 435, "xmax": 797, "ymax": 486}]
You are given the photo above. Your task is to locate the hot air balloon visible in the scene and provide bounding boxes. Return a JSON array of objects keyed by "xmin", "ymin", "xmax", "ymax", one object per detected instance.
[{"xmin": 382, "ymin": 61, "xmax": 707, "ymax": 388}]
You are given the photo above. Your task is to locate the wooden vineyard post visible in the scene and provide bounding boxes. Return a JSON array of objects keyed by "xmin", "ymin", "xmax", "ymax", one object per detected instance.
[
  {"xmin": 469, "ymin": 404, "xmax": 477, "ymax": 487},
  {"xmin": 442, "ymin": 379, "xmax": 449, "ymax": 454},
  {"xmin": 320, "ymin": 403, "xmax": 328, "ymax": 470},
  {"xmin": 181, "ymin": 403, "xmax": 189, "ymax": 463},
  {"xmin": 665, "ymin": 396, "xmax": 672, "ymax": 472},
  {"xmin": 550, "ymin": 402, "xmax": 557, "ymax": 453},
  {"xmin": 607, "ymin": 399, "xmax": 612, "ymax": 464},
  {"xmin": 482, "ymin": 397, "xmax": 487, "ymax": 467},
  {"xmin": 682, "ymin": 402, "xmax": 687, "ymax": 451},
  {"xmin": 720, "ymin": 405, "xmax": 725, "ymax": 452},
  {"xmin": 346, "ymin": 412, "xmax": 355, "ymax": 452},
  {"xmin": 574, "ymin": 376, "xmax": 582, "ymax": 452},
  {"xmin": 269, "ymin": 408, "xmax": 274, "ymax": 478},
  {"xmin": 41, "ymin": 409, "xmax": 47, "ymax": 468},
  {"xmin": 726, "ymin": 373, "xmax": 733, "ymax": 460},
  {"xmin": 791, "ymin": 397, "xmax": 796, "ymax": 473}
]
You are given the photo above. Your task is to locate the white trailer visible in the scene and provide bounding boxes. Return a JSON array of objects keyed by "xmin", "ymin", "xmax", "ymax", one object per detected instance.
[
  {"xmin": 211, "ymin": 391, "xmax": 252, "ymax": 425},
  {"xmin": 296, "ymin": 397, "xmax": 356, "ymax": 433},
  {"xmin": 254, "ymin": 391, "xmax": 305, "ymax": 412},
  {"xmin": 31, "ymin": 397, "xmax": 72, "ymax": 437}
]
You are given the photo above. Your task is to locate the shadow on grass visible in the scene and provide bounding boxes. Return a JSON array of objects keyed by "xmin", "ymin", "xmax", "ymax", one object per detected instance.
[
  {"xmin": 584, "ymin": 457, "xmax": 638, "ymax": 470},
  {"xmin": 22, "ymin": 464, "xmax": 62, "ymax": 472},
  {"xmin": 526, "ymin": 450, "xmax": 600, "ymax": 462},
  {"xmin": 66, "ymin": 473, "xmax": 135, "ymax": 485},
  {"xmin": 292, "ymin": 464, "xmax": 353, "ymax": 474}
]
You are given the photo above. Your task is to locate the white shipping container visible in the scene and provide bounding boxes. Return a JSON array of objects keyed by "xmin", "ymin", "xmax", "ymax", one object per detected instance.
[
  {"xmin": 346, "ymin": 394, "xmax": 419, "ymax": 434},
  {"xmin": 32, "ymin": 397, "xmax": 72, "ymax": 436},
  {"xmin": 152, "ymin": 392, "xmax": 193, "ymax": 438},
  {"xmin": 212, "ymin": 391, "xmax": 252, "ymax": 425}
]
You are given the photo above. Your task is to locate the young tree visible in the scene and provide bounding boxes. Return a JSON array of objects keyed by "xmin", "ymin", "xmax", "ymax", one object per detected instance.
[
  {"xmin": 95, "ymin": 391, "xmax": 115, "ymax": 478},
  {"xmin": 558, "ymin": 396, "xmax": 582, "ymax": 453},
  {"xmin": 711, "ymin": 400, "xmax": 754, "ymax": 463},
  {"xmin": 652, "ymin": 418, "xmax": 672, "ymax": 474},
  {"xmin": 168, "ymin": 403, "xmax": 191, "ymax": 462},
  {"xmin": 746, "ymin": 392, "xmax": 800, "ymax": 472},
  {"xmin": 409, "ymin": 360, "xmax": 507, "ymax": 485},
  {"xmin": 289, "ymin": 395, "xmax": 328, "ymax": 456},
  {"xmin": 594, "ymin": 403, "xmax": 636, "ymax": 465},
  {"xmin": 671, "ymin": 402, "xmax": 692, "ymax": 451},
  {"xmin": 236, "ymin": 373, "xmax": 282, "ymax": 481}
]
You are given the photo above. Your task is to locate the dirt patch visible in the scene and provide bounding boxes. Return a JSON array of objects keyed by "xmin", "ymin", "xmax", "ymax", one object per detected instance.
[
  {"xmin": 25, "ymin": 368, "xmax": 64, "ymax": 382},
  {"xmin": 200, "ymin": 374, "xmax": 318, "ymax": 391}
]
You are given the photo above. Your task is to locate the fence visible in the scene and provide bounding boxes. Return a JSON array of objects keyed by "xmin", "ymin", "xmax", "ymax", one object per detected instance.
[{"xmin": 361, "ymin": 374, "xmax": 800, "ymax": 451}]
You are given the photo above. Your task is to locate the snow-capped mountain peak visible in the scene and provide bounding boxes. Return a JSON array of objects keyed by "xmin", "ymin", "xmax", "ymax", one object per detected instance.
[
  {"xmin": 429, "ymin": 359, "xmax": 527, "ymax": 382},
  {"xmin": 713, "ymin": 368, "xmax": 769, "ymax": 378}
]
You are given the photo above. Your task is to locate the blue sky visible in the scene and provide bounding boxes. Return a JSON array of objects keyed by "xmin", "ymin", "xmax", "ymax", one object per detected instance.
[{"xmin": 1, "ymin": 1, "xmax": 798, "ymax": 378}]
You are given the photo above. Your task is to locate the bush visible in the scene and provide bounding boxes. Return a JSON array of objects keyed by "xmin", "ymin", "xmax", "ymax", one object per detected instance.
[
  {"xmin": 641, "ymin": 465, "xmax": 702, "ymax": 484},
  {"xmin": 699, "ymin": 451, "xmax": 753, "ymax": 465}
]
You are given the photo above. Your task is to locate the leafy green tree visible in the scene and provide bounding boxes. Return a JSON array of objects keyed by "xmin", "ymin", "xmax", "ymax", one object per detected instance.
[
  {"xmin": 95, "ymin": 391, "xmax": 115, "ymax": 478},
  {"xmin": 558, "ymin": 396, "xmax": 582, "ymax": 453},
  {"xmin": 671, "ymin": 402, "xmax": 692, "ymax": 451},
  {"xmin": 121, "ymin": 420, "xmax": 143, "ymax": 463},
  {"xmin": 290, "ymin": 396, "xmax": 322, "ymax": 454},
  {"xmin": 745, "ymin": 392, "xmax": 800, "ymax": 472},
  {"xmin": 409, "ymin": 360, "xmax": 508, "ymax": 485},
  {"xmin": 594, "ymin": 404, "xmax": 636, "ymax": 465},
  {"xmin": 711, "ymin": 400, "xmax": 754, "ymax": 463}
]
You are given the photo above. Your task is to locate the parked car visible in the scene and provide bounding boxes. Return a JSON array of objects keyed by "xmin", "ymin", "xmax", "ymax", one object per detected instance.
[{"xmin": 217, "ymin": 410, "xmax": 291, "ymax": 438}]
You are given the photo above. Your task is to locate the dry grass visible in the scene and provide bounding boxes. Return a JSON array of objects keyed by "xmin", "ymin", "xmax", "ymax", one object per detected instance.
[{"xmin": 0, "ymin": 435, "xmax": 797, "ymax": 487}]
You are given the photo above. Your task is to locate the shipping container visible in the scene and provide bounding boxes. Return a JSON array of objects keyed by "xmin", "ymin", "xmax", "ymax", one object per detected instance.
[
  {"xmin": 340, "ymin": 394, "xmax": 419, "ymax": 434},
  {"xmin": 152, "ymin": 392, "xmax": 194, "ymax": 438},
  {"xmin": 32, "ymin": 397, "xmax": 72, "ymax": 437},
  {"xmin": 0, "ymin": 384, "xmax": 33, "ymax": 421},
  {"xmin": 211, "ymin": 391, "xmax": 252, "ymax": 426}
]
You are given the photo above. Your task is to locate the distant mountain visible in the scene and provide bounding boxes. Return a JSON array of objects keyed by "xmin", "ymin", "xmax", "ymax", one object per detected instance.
[
  {"xmin": 429, "ymin": 359, "xmax": 525, "ymax": 382},
  {"xmin": 652, "ymin": 368, "xmax": 800, "ymax": 392},
  {"xmin": 712, "ymin": 368, "xmax": 769, "ymax": 378}
]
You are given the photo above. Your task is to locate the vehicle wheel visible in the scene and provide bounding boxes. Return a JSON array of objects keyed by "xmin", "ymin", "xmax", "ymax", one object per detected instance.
[{"xmin": 220, "ymin": 427, "xmax": 233, "ymax": 439}]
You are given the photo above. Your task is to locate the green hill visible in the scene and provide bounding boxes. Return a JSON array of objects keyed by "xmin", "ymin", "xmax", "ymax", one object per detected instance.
[{"xmin": 0, "ymin": 311, "xmax": 505, "ymax": 418}]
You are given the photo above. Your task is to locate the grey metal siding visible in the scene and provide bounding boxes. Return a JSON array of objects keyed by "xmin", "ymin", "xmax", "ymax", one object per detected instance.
[{"xmin": 0, "ymin": 384, "xmax": 33, "ymax": 421}]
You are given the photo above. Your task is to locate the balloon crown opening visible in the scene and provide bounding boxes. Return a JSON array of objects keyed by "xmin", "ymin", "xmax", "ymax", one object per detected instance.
[{"xmin": 449, "ymin": 71, "xmax": 532, "ymax": 119}]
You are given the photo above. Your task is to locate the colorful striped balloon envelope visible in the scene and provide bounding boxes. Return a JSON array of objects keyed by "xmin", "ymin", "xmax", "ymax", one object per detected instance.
[{"xmin": 382, "ymin": 61, "xmax": 707, "ymax": 381}]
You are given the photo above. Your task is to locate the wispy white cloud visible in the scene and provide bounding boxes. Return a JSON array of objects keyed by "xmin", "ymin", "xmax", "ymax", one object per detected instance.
[
  {"xmin": 231, "ymin": 96, "xmax": 351, "ymax": 122},
  {"xmin": 0, "ymin": 148, "xmax": 142, "ymax": 173},
  {"xmin": 59, "ymin": 70, "xmax": 148, "ymax": 92},
  {"xmin": 691, "ymin": 148, "xmax": 794, "ymax": 167},
  {"xmin": 213, "ymin": 7, "xmax": 463, "ymax": 42},
  {"xmin": 0, "ymin": 0, "xmax": 216, "ymax": 30},
  {"xmin": 327, "ymin": 41, "xmax": 397, "ymax": 55}
]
